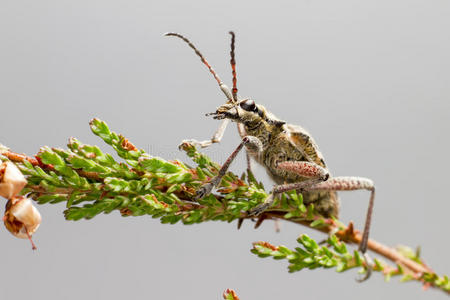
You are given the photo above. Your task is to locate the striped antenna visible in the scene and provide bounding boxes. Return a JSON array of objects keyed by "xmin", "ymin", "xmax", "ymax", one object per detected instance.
[
  {"xmin": 229, "ymin": 31, "xmax": 238, "ymax": 101},
  {"xmin": 165, "ymin": 32, "xmax": 224, "ymax": 87}
]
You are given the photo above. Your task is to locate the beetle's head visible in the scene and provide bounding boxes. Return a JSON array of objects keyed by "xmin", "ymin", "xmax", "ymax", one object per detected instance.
[{"xmin": 207, "ymin": 99, "xmax": 286, "ymax": 128}]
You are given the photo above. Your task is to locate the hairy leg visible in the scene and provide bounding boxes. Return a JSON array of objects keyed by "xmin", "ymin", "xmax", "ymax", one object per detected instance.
[
  {"xmin": 249, "ymin": 160, "xmax": 330, "ymax": 216},
  {"xmin": 266, "ymin": 175, "xmax": 376, "ymax": 281},
  {"xmin": 305, "ymin": 177, "xmax": 375, "ymax": 255}
]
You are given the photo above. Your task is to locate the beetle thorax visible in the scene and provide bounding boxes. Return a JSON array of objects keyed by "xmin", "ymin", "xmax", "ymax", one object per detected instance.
[{"xmin": 243, "ymin": 121, "xmax": 279, "ymax": 150}]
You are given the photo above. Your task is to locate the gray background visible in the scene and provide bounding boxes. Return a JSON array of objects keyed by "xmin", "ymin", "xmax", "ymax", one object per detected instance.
[{"xmin": 0, "ymin": 0, "xmax": 449, "ymax": 299}]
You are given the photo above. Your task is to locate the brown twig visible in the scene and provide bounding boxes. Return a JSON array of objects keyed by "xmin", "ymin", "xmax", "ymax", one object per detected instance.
[{"xmin": 1, "ymin": 148, "xmax": 102, "ymax": 180}]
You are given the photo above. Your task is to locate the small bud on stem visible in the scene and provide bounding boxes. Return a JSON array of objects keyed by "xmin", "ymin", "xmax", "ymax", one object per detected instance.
[
  {"xmin": 0, "ymin": 161, "xmax": 27, "ymax": 199},
  {"xmin": 3, "ymin": 196, "xmax": 41, "ymax": 250},
  {"xmin": 0, "ymin": 161, "xmax": 41, "ymax": 250}
]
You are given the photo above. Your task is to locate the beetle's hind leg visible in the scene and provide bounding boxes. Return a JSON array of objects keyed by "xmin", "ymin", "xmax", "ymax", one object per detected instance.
[
  {"xmin": 304, "ymin": 176, "xmax": 376, "ymax": 281},
  {"xmin": 248, "ymin": 161, "xmax": 330, "ymax": 216},
  {"xmin": 250, "ymin": 174, "xmax": 376, "ymax": 281},
  {"xmin": 306, "ymin": 177, "xmax": 375, "ymax": 252}
]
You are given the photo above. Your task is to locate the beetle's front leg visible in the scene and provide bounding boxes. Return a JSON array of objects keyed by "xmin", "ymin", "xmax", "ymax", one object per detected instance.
[
  {"xmin": 195, "ymin": 136, "xmax": 263, "ymax": 200},
  {"xmin": 180, "ymin": 119, "xmax": 230, "ymax": 149},
  {"xmin": 248, "ymin": 161, "xmax": 330, "ymax": 216}
]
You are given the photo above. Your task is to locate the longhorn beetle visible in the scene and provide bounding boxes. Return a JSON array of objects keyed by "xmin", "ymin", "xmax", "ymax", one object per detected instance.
[{"xmin": 166, "ymin": 32, "xmax": 376, "ymax": 280}]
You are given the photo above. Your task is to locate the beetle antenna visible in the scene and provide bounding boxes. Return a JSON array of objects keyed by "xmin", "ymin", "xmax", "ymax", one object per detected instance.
[
  {"xmin": 165, "ymin": 32, "xmax": 224, "ymax": 88},
  {"xmin": 229, "ymin": 31, "xmax": 238, "ymax": 102}
]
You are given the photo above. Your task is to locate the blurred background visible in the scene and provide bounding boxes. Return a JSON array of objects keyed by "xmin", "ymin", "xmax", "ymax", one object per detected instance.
[{"xmin": 0, "ymin": 0, "xmax": 449, "ymax": 299}]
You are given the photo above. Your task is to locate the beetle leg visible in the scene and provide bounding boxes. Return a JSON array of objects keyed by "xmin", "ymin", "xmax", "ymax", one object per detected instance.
[
  {"xmin": 304, "ymin": 176, "xmax": 375, "ymax": 281},
  {"xmin": 305, "ymin": 177, "xmax": 375, "ymax": 252},
  {"xmin": 251, "ymin": 174, "xmax": 375, "ymax": 281},
  {"xmin": 195, "ymin": 136, "xmax": 263, "ymax": 200},
  {"xmin": 180, "ymin": 119, "xmax": 230, "ymax": 149},
  {"xmin": 249, "ymin": 160, "xmax": 330, "ymax": 216}
]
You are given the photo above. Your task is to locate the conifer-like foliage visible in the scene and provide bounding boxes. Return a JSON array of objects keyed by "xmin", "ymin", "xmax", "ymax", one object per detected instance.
[{"xmin": 0, "ymin": 119, "xmax": 448, "ymax": 295}]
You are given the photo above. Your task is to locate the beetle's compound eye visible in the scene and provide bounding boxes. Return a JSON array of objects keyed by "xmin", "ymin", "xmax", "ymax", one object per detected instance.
[{"xmin": 240, "ymin": 99, "xmax": 256, "ymax": 112}]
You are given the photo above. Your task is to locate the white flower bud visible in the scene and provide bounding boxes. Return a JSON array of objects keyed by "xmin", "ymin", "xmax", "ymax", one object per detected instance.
[
  {"xmin": 3, "ymin": 196, "xmax": 41, "ymax": 250},
  {"xmin": 0, "ymin": 161, "xmax": 27, "ymax": 199}
]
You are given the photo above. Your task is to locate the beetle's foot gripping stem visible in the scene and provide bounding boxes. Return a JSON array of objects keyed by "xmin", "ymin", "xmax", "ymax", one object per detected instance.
[
  {"xmin": 248, "ymin": 194, "xmax": 275, "ymax": 216},
  {"xmin": 179, "ymin": 120, "xmax": 230, "ymax": 150},
  {"xmin": 356, "ymin": 252, "xmax": 373, "ymax": 282},
  {"xmin": 194, "ymin": 182, "xmax": 215, "ymax": 200},
  {"xmin": 179, "ymin": 139, "xmax": 213, "ymax": 150},
  {"xmin": 194, "ymin": 175, "xmax": 222, "ymax": 200}
]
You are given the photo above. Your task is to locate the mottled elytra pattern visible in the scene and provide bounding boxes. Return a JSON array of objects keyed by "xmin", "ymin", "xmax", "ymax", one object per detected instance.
[{"xmin": 167, "ymin": 32, "xmax": 376, "ymax": 281}]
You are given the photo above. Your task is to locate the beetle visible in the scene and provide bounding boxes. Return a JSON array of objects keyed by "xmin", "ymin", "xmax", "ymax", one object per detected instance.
[{"xmin": 166, "ymin": 31, "xmax": 375, "ymax": 280}]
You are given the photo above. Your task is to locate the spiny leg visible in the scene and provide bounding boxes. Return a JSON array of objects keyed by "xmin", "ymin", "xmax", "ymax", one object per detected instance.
[
  {"xmin": 305, "ymin": 176, "xmax": 375, "ymax": 281},
  {"xmin": 251, "ymin": 174, "xmax": 375, "ymax": 280},
  {"xmin": 306, "ymin": 177, "xmax": 374, "ymax": 253},
  {"xmin": 249, "ymin": 161, "xmax": 330, "ymax": 216},
  {"xmin": 195, "ymin": 136, "xmax": 263, "ymax": 200}
]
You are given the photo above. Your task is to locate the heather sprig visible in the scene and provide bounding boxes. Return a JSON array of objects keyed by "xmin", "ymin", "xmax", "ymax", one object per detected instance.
[{"xmin": 0, "ymin": 119, "xmax": 448, "ymax": 294}]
